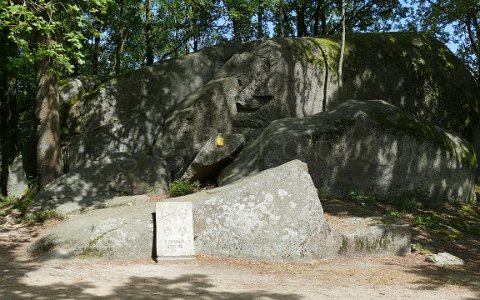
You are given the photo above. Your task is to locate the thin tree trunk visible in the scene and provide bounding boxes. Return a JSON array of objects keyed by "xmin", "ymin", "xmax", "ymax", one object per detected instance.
[
  {"xmin": 115, "ymin": 0, "xmax": 126, "ymax": 74},
  {"xmin": 338, "ymin": 0, "xmax": 346, "ymax": 95},
  {"xmin": 93, "ymin": 22, "xmax": 101, "ymax": 75},
  {"xmin": 185, "ymin": 5, "xmax": 190, "ymax": 55},
  {"xmin": 279, "ymin": 0, "xmax": 285, "ymax": 37},
  {"xmin": 257, "ymin": 4, "xmax": 264, "ymax": 39},
  {"xmin": 193, "ymin": 33, "xmax": 198, "ymax": 51},
  {"xmin": 313, "ymin": 1, "xmax": 322, "ymax": 36},
  {"xmin": 466, "ymin": 13, "xmax": 480, "ymax": 80},
  {"xmin": 145, "ymin": 0, "xmax": 154, "ymax": 65},
  {"xmin": 35, "ymin": 13, "xmax": 62, "ymax": 188}
]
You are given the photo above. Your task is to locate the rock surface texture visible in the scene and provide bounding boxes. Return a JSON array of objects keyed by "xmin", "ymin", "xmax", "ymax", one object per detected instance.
[
  {"xmin": 219, "ymin": 100, "xmax": 477, "ymax": 204},
  {"xmin": 33, "ymin": 153, "xmax": 169, "ymax": 214},
  {"xmin": 30, "ymin": 161, "xmax": 331, "ymax": 260},
  {"xmin": 56, "ymin": 33, "xmax": 479, "ymax": 200},
  {"xmin": 30, "ymin": 160, "xmax": 410, "ymax": 261},
  {"xmin": 7, "ymin": 154, "xmax": 29, "ymax": 199},
  {"xmin": 425, "ymin": 252, "xmax": 465, "ymax": 266},
  {"xmin": 180, "ymin": 133, "xmax": 245, "ymax": 182}
]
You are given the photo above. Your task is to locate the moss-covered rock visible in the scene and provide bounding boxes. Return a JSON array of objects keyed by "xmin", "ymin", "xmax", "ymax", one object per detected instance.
[
  {"xmin": 219, "ymin": 100, "xmax": 477, "ymax": 204},
  {"xmin": 55, "ymin": 33, "xmax": 480, "ymax": 208}
]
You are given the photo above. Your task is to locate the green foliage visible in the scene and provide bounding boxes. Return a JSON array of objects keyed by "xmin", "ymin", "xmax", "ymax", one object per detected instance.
[
  {"xmin": 399, "ymin": 198, "xmax": 419, "ymax": 211},
  {"xmin": 12, "ymin": 186, "xmax": 36, "ymax": 215},
  {"xmin": 25, "ymin": 210, "xmax": 65, "ymax": 225},
  {"xmin": 408, "ymin": 0, "xmax": 480, "ymax": 80},
  {"xmin": 168, "ymin": 179, "xmax": 200, "ymax": 197},
  {"xmin": 415, "ymin": 213, "xmax": 441, "ymax": 230},
  {"xmin": 348, "ymin": 191, "xmax": 376, "ymax": 205},
  {"xmin": 0, "ymin": 196, "xmax": 13, "ymax": 209},
  {"xmin": 410, "ymin": 242, "xmax": 432, "ymax": 255},
  {"xmin": 385, "ymin": 210, "xmax": 402, "ymax": 220}
]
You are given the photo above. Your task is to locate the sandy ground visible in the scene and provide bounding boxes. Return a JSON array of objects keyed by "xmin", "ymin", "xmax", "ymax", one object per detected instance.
[{"xmin": 1, "ymin": 222, "xmax": 479, "ymax": 300}]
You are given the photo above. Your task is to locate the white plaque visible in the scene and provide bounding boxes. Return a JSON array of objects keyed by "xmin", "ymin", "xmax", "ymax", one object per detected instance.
[{"xmin": 155, "ymin": 202, "xmax": 195, "ymax": 260}]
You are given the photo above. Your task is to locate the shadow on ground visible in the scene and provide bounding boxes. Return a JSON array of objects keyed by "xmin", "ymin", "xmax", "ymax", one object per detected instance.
[
  {"xmin": 322, "ymin": 197, "xmax": 480, "ymax": 299},
  {"xmin": 0, "ymin": 223, "xmax": 300, "ymax": 299}
]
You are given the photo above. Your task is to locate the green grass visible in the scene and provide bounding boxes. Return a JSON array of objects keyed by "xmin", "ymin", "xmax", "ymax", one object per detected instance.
[
  {"xmin": 168, "ymin": 179, "xmax": 200, "ymax": 197},
  {"xmin": 24, "ymin": 210, "xmax": 65, "ymax": 225}
]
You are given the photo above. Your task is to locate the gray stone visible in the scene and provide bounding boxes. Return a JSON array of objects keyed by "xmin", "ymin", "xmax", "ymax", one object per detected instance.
[
  {"xmin": 59, "ymin": 76, "xmax": 103, "ymax": 105},
  {"xmin": 425, "ymin": 252, "xmax": 465, "ymax": 266},
  {"xmin": 157, "ymin": 78, "xmax": 241, "ymax": 174},
  {"xmin": 329, "ymin": 216, "xmax": 411, "ymax": 257},
  {"xmin": 7, "ymin": 154, "xmax": 29, "ymax": 199},
  {"xmin": 180, "ymin": 133, "xmax": 245, "ymax": 181},
  {"xmin": 60, "ymin": 33, "xmax": 480, "ymax": 181},
  {"xmin": 219, "ymin": 100, "xmax": 477, "ymax": 204},
  {"xmin": 32, "ymin": 153, "xmax": 170, "ymax": 215},
  {"xmin": 155, "ymin": 202, "xmax": 195, "ymax": 259},
  {"xmin": 30, "ymin": 160, "xmax": 335, "ymax": 261},
  {"xmin": 63, "ymin": 44, "xmax": 242, "ymax": 170}
]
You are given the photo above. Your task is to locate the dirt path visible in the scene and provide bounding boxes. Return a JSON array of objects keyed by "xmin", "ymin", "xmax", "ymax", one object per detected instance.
[{"xmin": 1, "ymin": 223, "xmax": 479, "ymax": 299}]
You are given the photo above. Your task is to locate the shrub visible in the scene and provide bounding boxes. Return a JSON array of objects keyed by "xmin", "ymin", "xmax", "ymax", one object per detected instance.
[
  {"xmin": 0, "ymin": 196, "xmax": 13, "ymax": 209},
  {"xmin": 385, "ymin": 210, "xmax": 402, "ymax": 220},
  {"xmin": 13, "ymin": 186, "xmax": 36, "ymax": 214},
  {"xmin": 348, "ymin": 191, "xmax": 376, "ymax": 205},
  {"xmin": 415, "ymin": 213, "xmax": 440, "ymax": 230},
  {"xmin": 168, "ymin": 179, "xmax": 200, "ymax": 197},
  {"xmin": 25, "ymin": 210, "xmax": 65, "ymax": 225},
  {"xmin": 399, "ymin": 198, "xmax": 419, "ymax": 211}
]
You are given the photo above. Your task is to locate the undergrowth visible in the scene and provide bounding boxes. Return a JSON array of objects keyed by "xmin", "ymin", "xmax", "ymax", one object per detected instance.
[{"xmin": 168, "ymin": 179, "xmax": 200, "ymax": 197}]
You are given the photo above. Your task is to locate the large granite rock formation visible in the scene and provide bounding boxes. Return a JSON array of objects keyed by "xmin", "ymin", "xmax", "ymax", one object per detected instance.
[
  {"xmin": 219, "ymin": 100, "xmax": 477, "ymax": 204},
  {"xmin": 30, "ymin": 161, "xmax": 336, "ymax": 261},
  {"xmin": 30, "ymin": 160, "xmax": 410, "ymax": 261},
  {"xmin": 32, "ymin": 153, "xmax": 169, "ymax": 214},
  {"xmin": 60, "ymin": 33, "xmax": 480, "ymax": 183}
]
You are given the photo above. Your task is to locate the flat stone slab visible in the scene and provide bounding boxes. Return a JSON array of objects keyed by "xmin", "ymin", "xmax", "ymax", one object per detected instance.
[{"xmin": 156, "ymin": 202, "xmax": 195, "ymax": 259}]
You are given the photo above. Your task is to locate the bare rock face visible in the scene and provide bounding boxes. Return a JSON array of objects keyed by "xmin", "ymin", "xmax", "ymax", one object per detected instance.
[
  {"xmin": 7, "ymin": 154, "xmax": 29, "ymax": 199},
  {"xmin": 219, "ymin": 100, "xmax": 477, "ymax": 204},
  {"xmin": 33, "ymin": 153, "xmax": 169, "ymax": 215},
  {"xmin": 30, "ymin": 160, "xmax": 336, "ymax": 261},
  {"xmin": 38, "ymin": 33, "xmax": 478, "ymax": 212},
  {"xmin": 180, "ymin": 133, "xmax": 245, "ymax": 182},
  {"xmin": 60, "ymin": 33, "xmax": 480, "ymax": 181},
  {"xmin": 30, "ymin": 160, "xmax": 411, "ymax": 261}
]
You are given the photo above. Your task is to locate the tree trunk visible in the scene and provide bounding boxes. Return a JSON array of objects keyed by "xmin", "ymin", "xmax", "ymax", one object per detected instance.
[
  {"xmin": 145, "ymin": 0, "xmax": 154, "ymax": 65},
  {"xmin": 296, "ymin": 2, "xmax": 307, "ymax": 37},
  {"xmin": 313, "ymin": 1, "xmax": 321, "ymax": 36},
  {"xmin": 185, "ymin": 5, "xmax": 190, "ymax": 55},
  {"xmin": 232, "ymin": 18, "xmax": 242, "ymax": 42},
  {"xmin": 321, "ymin": 9, "xmax": 327, "ymax": 35},
  {"xmin": 257, "ymin": 4, "xmax": 264, "ymax": 39},
  {"xmin": 338, "ymin": 0, "xmax": 346, "ymax": 94},
  {"xmin": 115, "ymin": 0, "xmax": 126, "ymax": 74},
  {"xmin": 466, "ymin": 12, "xmax": 480, "ymax": 80},
  {"xmin": 35, "ymin": 17, "xmax": 62, "ymax": 188},
  {"xmin": 278, "ymin": 0, "xmax": 285, "ymax": 37},
  {"xmin": 0, "ymin": 28, "xmax": 18, "ymax": 196},
  {"xmin": 93, "ymin": 22, "xmax": 101, "ymax": 75},
  {"xmin": 193, "ymin": 33, "xmax": 198, "ymax": 52}
]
